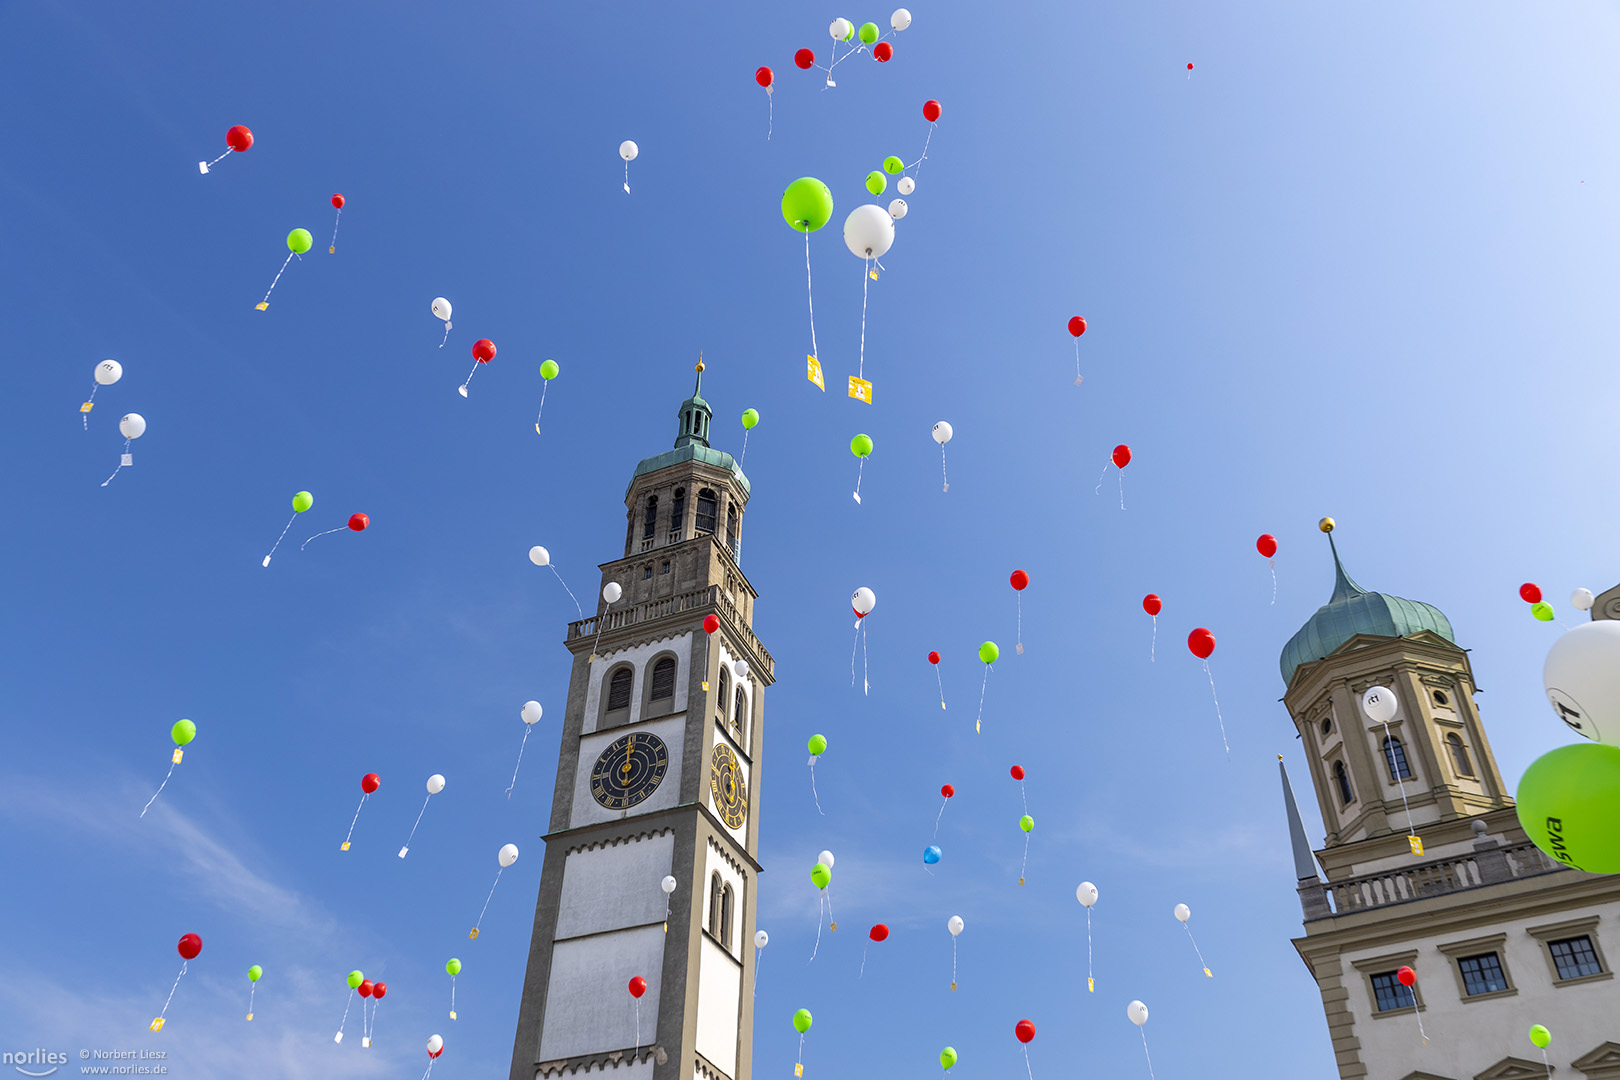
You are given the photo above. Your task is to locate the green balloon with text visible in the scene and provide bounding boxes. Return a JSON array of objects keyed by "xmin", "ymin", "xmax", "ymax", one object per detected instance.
[
  {"xmin": 540, "ymin": 360, "xmax": 560, "ymax": 380},
  {"xmin": 446, "ymin": 958, "xmax": 462, "ymax": 975},
  {"xmin": 940, "ymin": 1047, "xmax": 958, "ymax": 1071},
  {"xmin": 979, "ymin": 641, "xmax": 999, "ymax": 664},
  {"xmin": 808, "ymin": 733, "xmax": 827, "ymax": 756},
  {"xmin": 793, "ymin": 1007, "xmax": 814, "ymax": 1033},
  {"xmin": 1529, "ymin": 1025, "xmax": 1551, "ymax": 1050},
  {"xmin": 883, "ymin": 156, "xmax": 904, "ymax": 175},
  {"xmin": 810, "ymin": 862, "xmax": 831, "ymax": 889},
  {"xmin": 858, "ymin": 21, "xmax": 879, "ymax": 43},
  {"xmin": 1515, "ymin": 741, "xmax": 1620, "ymax": 873},
  {"xmin": 247, "ymin": 965, "xmax": 262, "ymax": 983},
  {"xmin": 347, "ymin": 970, "xmax": 365, "ymax": 989},
  {"xmin": 865, "ymin": 171, "xmax": 887, "ymax": 196},
  {"xmin": 293, "ymin": 490, "xmax": 314, "ymax": 513},
  {"xmin": 171, "ymin": 719, "xmax": 196, "ymax": 747},
  {"xmin": 850, "ymin": 434, "xmax": 873, "ymax": 458},
  {"xmin": 742, "ymin": 408, "xmax": 759, "ymax": 430},
  {"xmin": 1019, "ymin": 814, "xmax": 1034, "ymax": 833},
  {"xmin": 286, "ymin": 229, "xmax": 314, "ymax": 255},
  {"xmin": 782, "ymin": 177, "xmax": 834, "ymax": 233}
]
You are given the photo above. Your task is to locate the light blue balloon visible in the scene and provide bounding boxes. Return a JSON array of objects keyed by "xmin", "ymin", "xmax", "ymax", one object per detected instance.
[{"xmin": 923, "ymin": 845, "xmax": 942, "ymax": 865}]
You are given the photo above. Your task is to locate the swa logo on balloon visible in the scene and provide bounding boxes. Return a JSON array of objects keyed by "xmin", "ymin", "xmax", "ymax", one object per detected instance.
[{"xmin": 1545, "ymin": 817, "xmax": 1582, "ymax": 870}]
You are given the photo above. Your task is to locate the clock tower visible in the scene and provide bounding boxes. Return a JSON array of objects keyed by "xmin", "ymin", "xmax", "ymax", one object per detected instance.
[{"xmin": 508, "ymin": 364, "xmax": 773, "ymax": 1080}]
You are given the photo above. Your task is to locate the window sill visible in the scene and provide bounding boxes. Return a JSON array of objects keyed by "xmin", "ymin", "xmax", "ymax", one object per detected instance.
[
  {"xmin": 1458, "ymin": 987, "xmax": 1517, "ymax": 1004},
  {"xmin": 1552, "ymin": 970, "xmax": 1613, "ymax": 989}
]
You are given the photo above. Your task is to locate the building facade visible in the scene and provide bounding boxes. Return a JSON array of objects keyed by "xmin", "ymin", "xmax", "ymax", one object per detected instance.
[
  {"xmin": 1279, "ymin": 521, "xmax": 1620, "ymax": 1080},
  {"xmin": 509, "ymin": 365, "xmax": 774, "ymax": 1080}
]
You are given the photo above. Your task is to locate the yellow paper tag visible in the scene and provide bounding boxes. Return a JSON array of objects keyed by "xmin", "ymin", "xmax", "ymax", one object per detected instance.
[
  {"xmin": 149, "ymin": 1018, "xmax": 165, "ymax": 1032},
  {"xmin": 1018, "ymin": 877, "xmax": 1025, "ymax": 887},
  {"xmin": 468, "ymin": 928, "xmax": 479, "ymax": 940},
  {"xmin": 246, "ymin": 1013, "xmax": 254, "ymax": 1021},
  {"xmin": 807, "ymin": 355, "xmax": 824, "ymax": 390},
  {"xmin": 1087, "ymin": 977, "xmax": 1094, "ymax": 993},
  {"xmin": 949, "ymin": 982, "xmax": 957, "ymax": 992},
  {"xmin": 1204, "ymin": 967, "xmax": 1213, "ymax": 977},
  {"xmin": 340, "ymin": 841, "xmax": 351, "ymax": 851},
  {"xmin": 255, "ymin": 302, "xmax": 269, "ymax": 311},
  {"xmin": 80, "ymin": 402, "xmax": 94, "ymax": 414},
  {"xmin": 1409, "ymin": 835, "xmax": 1425, "ymax": 856},
  {"xmin": 847, "ymin": 376, "xmax": 872, "ymax": 403},
  {"xmin": 449, "ymin": 1011, "xmax": 457, "ymax": 1020},
  {"xmin": 829, "ymin": 922, "xmax": 837, "ymax": 932},
  {"xmin": 795, "ymin": 1065, "xmax": 804, "ymax": 1077},
  {"xmin": 329, "ymin": 246, "xmax": 336, "ymax": 254},
  {"xmin": 172, "ymin": 748, "xmax": 184, "ymax": 764},
  {"xmin": 702, "ymin": 681, "xmax": 710, "ymax": 692}
]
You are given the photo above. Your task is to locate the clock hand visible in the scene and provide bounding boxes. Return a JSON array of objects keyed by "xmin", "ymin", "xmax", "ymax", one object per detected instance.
[{"xmin": 623, "ymin": 735, "xmax": 633, "ymax": 776}]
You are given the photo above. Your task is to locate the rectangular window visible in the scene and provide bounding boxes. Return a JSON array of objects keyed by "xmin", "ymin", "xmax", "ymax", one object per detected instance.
[
  {"xmin": 1370, "ymin": 971, "xmax": 1415, "ymax": 1012},
  {"xmin": 695, "ymin": 490, "xmax": 717, "ymax": 535},
  {"xmin": 650, "ymin": 658, "xmax": 677, "ymax": 701},
  {"xmin": 1457, "ymin": 953, "xmax": 1508, "ymax": 996},
  {"xmin": 1549, "ymin": 936, "xmax": 1603, "ymax": 980}
]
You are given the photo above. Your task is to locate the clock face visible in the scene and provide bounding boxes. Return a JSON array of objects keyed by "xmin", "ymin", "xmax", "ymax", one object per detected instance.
[
  {"xmin": 710, "ymin": 743, "xmax": 748, "ymax": 830},
  {"xmin": 590, "ymin": 732, "xmax": 670, "ymax": 811}
]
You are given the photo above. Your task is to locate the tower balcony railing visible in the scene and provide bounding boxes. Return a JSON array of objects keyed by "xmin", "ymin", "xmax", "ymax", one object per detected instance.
[
  {"xmin": 1311, "ymin": 840, "xmax": 1565, "ymax": 917},
  {"xmin": 566, "ymin": 584, "xmax": 775, "ymax": 680}
]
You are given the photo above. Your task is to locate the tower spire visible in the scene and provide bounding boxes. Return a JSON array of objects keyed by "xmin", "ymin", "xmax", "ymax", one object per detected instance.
[
  {"xmin": 674, "ymin": 354, "xmax": 713, "ymax": 449},
  {"xmin": 1280, "ymin": 756, "xmax": 1319, "ymax": 882},
  {"xmin": 1319, "ymin": 516, "xmax": 1366, "ymax": 602}
]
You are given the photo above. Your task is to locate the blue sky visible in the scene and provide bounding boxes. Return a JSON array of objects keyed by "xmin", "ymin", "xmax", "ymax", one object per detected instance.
[{"xmin": 3, "ymin": 1, "xmax": 1619, "ymax": 1077}]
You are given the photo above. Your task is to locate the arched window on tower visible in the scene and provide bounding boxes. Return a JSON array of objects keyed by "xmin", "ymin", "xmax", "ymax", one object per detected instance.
[
  {"xmin": 716, "ymin": 666, "xmax": 730, "ymax": 721},
  {"xmin": 733, "ymin": 686, "xmax": 748, "ymax": 734},
  {"xmin": 650, "ymin": 657, "xmax": 677, "ymax": 702},
  {"xmin": 726, "ymin": 504, "xmax": 739, "ymax": 558},
  {"xmin": 695, "ymin": 488, "xmax": 717, "ymax": 535},
  {"xmin": 720, "ymin": 883, "xmax": 735, "ymax": 949},
  {"xmin": 643, "ymin": 495, "xmax": 659, "ymax": 547},
  {"xmin": 1446, "ymin": 733, "xmax": 1475, "ymax": 777},
  {"xmin": 669, "ymin": 488, "xmax": 686, "ymax": 543},
  {"xmin": 1382, "ymin": 736, "xmax": 1413, "ymax": 781},
  {"xmin": 602, "ymin": 666, "xmax": 634, "ymax": 728},
  {"xmin": 1334, "ymin": 760, "xmax": 1354, "ymax": 805},
  {"xmin": 708, "ymin": 872, "xmax": 724, "ymax": 938}
]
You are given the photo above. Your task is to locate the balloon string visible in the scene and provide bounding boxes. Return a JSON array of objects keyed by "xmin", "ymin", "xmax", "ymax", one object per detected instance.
[
  {"xmin": 101, "ymin": 439, "xmax": 132, "ymax": 486},
  {"xmin": 329, "ymin": 208, "xmax": 341, "ymax": 253},
  {"xmin": 623, "ymin": 160, "xmax": 630, "ymax": 194},
  {"xmin": 935, "ymin": 665, "xmax": 946, "ymax": 710},
  {"xmin": 337, "ymin": 990, "xmax": 353, "ymax": 1038},
  {"xmin": 1150, "ymin": 615, "xmax": 1157, "ymax": 663},
  {"xmin": 263, "ymin": 511, "xmax": 298, "ymax": 566},
  {"xmin": 939, "ymin": 445, "xmax": 948, "ymax": 492},
  {"xmin": 859, "ymin": 942, "xmax": 867, "ymax": 979},
  {"xmin": 419, "ymin": 1060, "xmax": 434, "ymax": 1080},
  {"xmin": 1016, "ymin": 594, "xmax": 1023, "ymax": 654},
  {"xmin": 857, "ymin": 258, "xmax": 869, "ymax": 379},
  {"xmin": 907, "ymin": 122, "xmax": 935, "ymax": 177},
  {"xmin": 1023, "ymin": 1045, "xmax": 1033, "ymax": 1080},
  {"xmin": 1413, "ymin": 998, "xmax": 1427, "ymax": 1045},
  {"xmin": 158, "ymin": 961, "xmax": 186, "ymax": 1020},
  {"xmin": 1541, "ymin": 1049, "xmax": 1551, "ymax": 1079},
  {"xmin": 805, "ymin": 228, "xmax": 819, "ymax": 362},
  {"xmin": 933, "ymin": 798, "xmax": 947, "ymax": 839},
  {"xmin": 1382, "ymin": 720, "xmax": 1417, "ymax": 837},
  {"xmin": 402, "ymin": 792, "xmax": 432, "ymax": 851},
  {"xmin": 140, "ymin": 760, "xmax": 177, "ymax": 819},
  {"xmin": 753, "ymin": 946, "xmax": 763, "ymax": 1000},
  {"xmin": 204, "ymin": 149, "xmax": 232, "ymax": 169},
  {"xmin": 342, "ymin": 793, "xmax": 369, "ymax": 847},
  {"xmin": 1183, "ymin": 922, "xmax": 1211, "ymax": 976},
  {"xmin": 550, "ymin": 565, "xmax": 584, "ymax": 618},
  {"xmin": 766, "ymin": 88, "xmax": 773, "ymax": 140},
  {"xmin": 1118, "ymin": 472, "xmax": 1125, "ymax": 511},
  {"xmin": 1140, "ymin": 1029, "xmax": 1156, "ymax": 1080},
  {"xmin": 853, "ymin": 458, "xmax": 864, "ymax": 502},
  {"xmin": 363, "ymin": 995, "xmax": 372, "ymax": 1040},
  {"xmin": 1020, "ymin": 780, "xmax": 1027, "ymax": 816},
  {"xmin": 83, "ymin": 383, "xmax": 98, "ymax": 429},
  {"xmin": 450, "ymin": 975, "xmax": 456, "ymax": 1017},
  {"xmin": 372, "ymin": 998, "xmax": 382, "ymax": 1043},
  {"xmin": 1074, "ymin": 337, "xmax": 1082, "ymax": 385},
  {"xmin": 1085, "ymin": 908, "xmax": 1093, "ymax": 989},
  {"xmin": 809, "ymin": 760, "xmax": 823, "ymax": 816},
  {"xmin": 461, "ymin": 360, "xmax": 479, "ymax": 393},
  {"xmin": 1021, "ymin": 832, "xmax": 1030, "ymax": 880},
  {"xmin": 536, "ymin": 379, "xmax": 549, "ymax": 431},
  {"xmin": 1094, "ymin": 460, "xmax": 1110, "ymax": 494},
  {"xmin": 951, "ymin": 937, "xmax": 958, "ymax": 986},
  {"xmin": 1203, "ymin": 659, "xmax": 1231, "ymax": 761},
  {"xmin": 506, "ymin": 726, "xmax": 532, "ymax": 799},
  {"xmin": 633, "ymin": 997, "xmax": 640, "ymax": 1058},
  {"xmin": 862, "ymin": 623, "xmax": 869, "ymax": 695},
  {"xmin": 1269, "ymin": 559, "xmax": 1277, "ymax": 605},
  {"xmin": 439, "ymin": 322, "xmax": 451, "ymax": 348},
  {"xmin": 809, "ymin": 896, "xmax": 823, "ymax": 962},
  {"xmin": 259, "ymin": 250, "xmax": 295, "ymax": 307},
  {"xmin": 247, "ymin": 983, "xmax": 255, "ymax": 1016},
  {"xmin": 300, "ymin": 527, "xmax": 346, "ymax": 551},
  {"xmin": 975, "ymin": 664, "xmax": 990, "ymax": 734},
  {"xmin": 474, "ymin": 866, "xmax": 505, "ymax": 935},
  {"xmin": 850, "ymin": 623, "xmax": 860, "ymax": 688},
  {"xmin": 740, "ymin": 428, "xmax": 750, "ymax": 465}
]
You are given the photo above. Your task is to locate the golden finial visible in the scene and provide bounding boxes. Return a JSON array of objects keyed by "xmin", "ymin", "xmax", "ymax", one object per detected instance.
[
  {"xmin": 696, "ymin": 351, "xmax": 705, "ymax": 373},
  {"xmin": 1318, "ymin": 516, "xmax": 1335, "ymax": 534}
]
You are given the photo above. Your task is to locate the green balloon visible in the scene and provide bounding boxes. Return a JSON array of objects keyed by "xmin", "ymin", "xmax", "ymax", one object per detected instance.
[
  {"xmin": 247, "ymin": 965, "xmax": 262, "ymax": 983},
  {"xmin": 883, "ymin": 156, "xmax": 905, "ymax": 175},
  {"xmin": 742, "ymin": 408, "xmax": 760, "ymax": 430},
  {"xmin": 865, "ymin": 171, "xmax": 887, "ymax": 196},
  {"xmin": 793, "ymin": 1007, "xmax": 814, "ymax": 1033},
  {"xmin": 1529, "ymin": 1024, "xmax": 1551, "ymax": 1049},
  {"xmin": 292, "ymin": 490, "xmax": 314, "ymax": 513},
  {"xmin": 810, "ymin": 862, "xmax": 831, "ymax": 889},
  {"xmin": 540, "ymin": 359, "xmax": 560, "ymax": 380},
  {"xmin": 287, "ymin": 228, "xmax": 314, "ymax": 255},
  {"xmin": 858, "ymin": 21, "xmax": 879, "ymax": 43},
  {"xmin": 1019, "ymin": 814, "xmax": 1035, "ymax": 833},
  {"xmin": 782, "ymin": 177, "xmax": 834, "ymax": 233},
  {"xmin": 841, "ymin": 19, "xmax": 855, "ymax": 41},
  {"xmin": 347, "ymin": 970, "xmax": 365, "ymax": 990},
  {"xmin": 850, "ymin": 433, "xmax": 873, "ymax": 458},
  {"xmin": 1532, "ymin": 601, "xmax": 1555, "ymax": 621},
  {"xmin": 171, "ymin": 719, "xmax": 196, "ymax": 747},
  {"xmin": 1516, "ymin": 741, "xmax": 1620, "ymax": 873},
  {"xmin": 940, "ymin": 1047, "xmax": 958, "ymax": 1071},
  {"xmin": 446, "ymin": 958, "xmax": 462, "ymax": 976},
  {"xmin": 979, "ymin": 641, "xmax": 1000, "ymax": 664},
  {"xmin": 808, "ymin": 733, "xmax": 828, "ymax": 756}
]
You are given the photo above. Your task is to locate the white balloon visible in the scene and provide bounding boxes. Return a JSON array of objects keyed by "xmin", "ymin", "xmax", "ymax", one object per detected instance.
[
  {"xmin": 529, "ymin": 546, "xmax": 551, "ymax": 567},
  {"xmin": 521, "ymin": 701, "xmax": 544, "ymax": 726},
  {"xmin": 619, "ymin": 140, "xmax": 639, "ymax": 162},
  {"xmin": 947, "ymin": 915, "xmax": 964, "ymax": 936},
  {"xmin": 734, "ymin": 659, "xmax": 750, "ymax": 680},
  {"xmin": 1173, "ymin": 903, "xmax": 1190, "ymax": 923},
  {"xmin": 426, "ymin": 1035, "xmax": 444, "ymax": 1056},
  {"xmin": 661, "ymin": 875, "xmax": 678, "ymax": 894},
  {"xmin": 817, "ymin": 850, "xmax": 835, "ymax": 868},
  {"xmin": 426, "ymin": 773, "xmax": 446, "ymax": 794},
  {"xmin": 499, "ymin": 843, "xmax": 520, "ymax": 868},
  {"xmin": 1361, "ymin": 686, "xmax": 1398, "ymax": 724},
  {"xmin": 95, "ymin": 360, "xmax": 123, "ymax": 386},
  {"xmin": 431, "ymin": 297, "xmax": 452, "ymax": 322},
  {"xmin": 1127, "ymin": 1001, "xmax": 1149, "ymax": 1027},
  {"xmin": 1075, "ymin": 881, "xmax": 1098, "ymax": 908},
  {"xmin": 898, "ymin": 176, "xmax": 915, "ymax": 196},
  {"xmin": 754, "ymin": 929, "xmax": 769, "ymax": 949},
  {"xmin": 603, "ymin": 582, "xmax": 623, "ymax": 604},
  {"xmin": 1544, "ymin": 620, "xmax": 1620, "ymax": 744},
  {"xmin": 851, "ymin": 587, "xmax": 877, "ymax": 617},
  {"xmin": 843, "ymin": 204, "xmax": 895, "ymax": 259},
  {"xmin": 931, "ymin": 421, "xmax": 953, "ymax": 445},
  {"xmin": 119, "ymin": 413, "xmax": 146, "ymax": 439},
  {"xmin": 890, "ymin": 8, "xmax": 912, "ymax": 30},
  {"xmin": 887, "ymin": 198, "xmax": 908, "ymax": 221},
  {"xmin": 1573, "ymin": 588, "xmax": 1595, "ymax": 612},
  {"xmin": 829, "ymin": 17, "xmax": 851, "ymax": 40}
]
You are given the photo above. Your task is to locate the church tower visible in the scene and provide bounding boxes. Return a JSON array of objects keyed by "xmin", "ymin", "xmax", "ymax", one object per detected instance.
[
  {"xmin": 1278, "ymin": 520, "xmax": 1620, "ymax": 1080},
  {"xmin": 508, "ymin": 363, "xmax": 773, "ymax": 1080}
]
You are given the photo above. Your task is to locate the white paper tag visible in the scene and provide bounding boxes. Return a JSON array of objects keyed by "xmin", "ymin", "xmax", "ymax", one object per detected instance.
[
  {"xmin": 121, "ymin": 453, "xmax": 133, "ymax": 466},
  {"xmin": 198, "ymin": 162, "xmax": 209, "ymax": 174},
  {"xmin": 361, "ymin": 1037, "xmax": 371, "ymax": 1049},
  {"xmin": 852, "ymin": 492, "xmax": 861, "ymax": 504},
  {"xmin": 398, "ymin": 846, "xmax": 409, "ymax": 858},
  {"xmin": 333, "ymin": 1032, "xmax": 343, "ymax": 1044}
]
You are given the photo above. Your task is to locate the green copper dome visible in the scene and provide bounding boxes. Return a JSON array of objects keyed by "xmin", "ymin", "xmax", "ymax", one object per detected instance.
[
  {"xmin": 626, "ymin": 364, "xmax": 750, "ymax": 499},
  {"xmin": 1279, "ymin": 533, "xmax": 1455, "ymax": 687}
]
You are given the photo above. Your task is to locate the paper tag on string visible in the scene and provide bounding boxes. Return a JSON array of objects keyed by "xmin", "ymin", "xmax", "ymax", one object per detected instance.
[
  {"xmin": 468, "ymin": 928, "xmax": 479, "ymax": 940},
  {"xmin": 1087, "ymin": 978, "xmax": 1094, "ymax": 993},
  {"xmin": 246, "ymin": 1013, "xmax": 254, "ymax": 1021},
  {"xmin": 1018, "ymin": 877, "xmax": 1025, "ymax": 886},
  {"xmin": 807, "ymin": 356, "xmax": 825, "ymax": 390},
  {"xmin": 255, "ymin": 302, "xmax": 269, "ymax": 311},
  {"xmin": 149, "ymin": 1018, "xmax": 165, "ymax": 1032},
  {"xmin": 949, "ymin": 982, "xmax": 957, "ymax": 992},
  {"xmin": 1409, "ymin": 836, "xmax": 1425, "ymax": 856},
  {"xmin": 121, "ymin": 454, "xmax": 133, "ymax": 466},
  {"xmin": 340, "ymin": 841, "xmax": 351, "ymax": 852},
  {"xmin": 362, "ymin": 1038, "xmax": 371, "ymax": 1049},
  {"xmin": 80, "ymin": 402, "xmax": 93, "ymax": 414},
  {"xmin": 847, "ymin": 377, "xmax": 872, "ymax": 403},
  {"xmin": 702, "ymin": 681, "xmax": 710, "ymax": 692},
  {"xmin": 1204, "ymin": 967, "xmax": 1213, "ymax": 977},
  {"xmin": 794, "ymin": 1066, "xmax": 803, "ymax": 1077},
  {"xmin": 172, "ymin": 748, "xmax": 184, "ymax": 764}
]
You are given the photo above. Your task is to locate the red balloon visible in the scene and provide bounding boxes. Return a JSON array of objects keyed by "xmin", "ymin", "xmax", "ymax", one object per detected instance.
[
  {"xmin": 372, "ymin": 982, "xmax": 387, "ymax": 999},
  {"xmin": 1010, "ymin": 764, "xmax": 1025, "ymax": 781},
  {"xmin": 1068, "ymin": 315, "xmax": 1086, "ymax": 337},
  {"xmin": 873, "ymin": 41, "xmax": 893, "ymax": 62},
  {"xmin": 1187, "ymin": 628, "xmax": 1216, "ymax": 659},
  {"xmin": 1520, "ymin": 583, "xmax": 1542, "ymax": 604},
  {"xmin": 703, "ymin": 614, "xmax": 720, "ymax": 634},
  {"xmin": 1010, "ymin": 569, "xmax": 1029, "ymax": 591},
  {"xmin": 869, "ymin": 923, "xmax": 890, "ymax": 941},
  {"xmin": 628, "ymin": 976, "xmax": 647, "ymax": 999},
  {"xmin": 1187, "ymin": 62, "xmax": 1194, "ymax": 70},
  {"xmin": 331, "ymin": 193, "xmax": 346, "ymax": 209},
  {"xmin": 176, "ymin": 933, "xmax": 202, "ymax": 960},
  {"xmin": 429, "ymin": 1042, "xmax": 443, "ymax": 1059},
  {"xmin": 1015, "ymin": 1019, "xmax": 1036, "ymax": 1044},
  {"xmin": 226, "ymin": 125, "xmax": 253, "ymax": 152},
  {"xmin": 922, "ymin": 99, "xmax": 942, "ymax": 122},
  {"xmin": 1256, "ymin": 534, "xmax": 1277, "ymax": 559},
  {"xmin": 472, "ymin": 339, "xmax": 497, "ymax": 363},
  {"xmin": 1111, "ymin": 444, "xmax": 1132, "ymax": 469},
  {"xmin": 755, "ymin": 66, "xmax": 773, "ymax": 88},
  {"xmin": 1397, "ymin": 965, "xmax": 1416, "ymax": 987},
  {"xmin": 1142, "ymin": 594, "xmax": 1162, "ymax": 616},
  {"xmin": 348, "ymin": 513, "xmax": 369, "ymax": 532},
  {"xmin": 941, "ymin": 784, "xmax": 954, "ymax": 798},
  {"xmin": 361, "ymin": 772, "xmax": 381, "ymax": 794},
  {"xmin": 928, "ymin": 650, "xmax": 940, "ymax": 665},
  {"xmin": 358, "ymin": 980, "xmax": 374, "ymax": 998},
  {"xmin": 795, "ymin": 48, "xmax": 815, "ymax": 69}
]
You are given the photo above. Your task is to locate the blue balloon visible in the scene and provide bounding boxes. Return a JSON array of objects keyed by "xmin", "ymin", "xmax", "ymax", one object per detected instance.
[{"xmin": 923, "ymin": 845, "xmax": 942, "ymax": 865}]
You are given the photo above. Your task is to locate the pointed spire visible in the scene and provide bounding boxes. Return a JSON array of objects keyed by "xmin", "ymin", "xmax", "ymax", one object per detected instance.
[
  {"xmin": 1319, "ymin": 516, "xmax": 1367, "ymax": 603},
  {"xmin": 674, "ymin": 356, "xmax": 712, "ymax": 449},
  {"xmin": 1280, "ymin": 757, "xmax": 1320, "ymax": 882}
]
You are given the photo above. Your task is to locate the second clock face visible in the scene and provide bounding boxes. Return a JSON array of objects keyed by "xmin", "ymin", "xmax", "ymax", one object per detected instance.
[
  {"xmin": 590, "ymin": 732, "xmax": 670, "ymax": 811},
  {"xmin": 710, "ymin": 743, "xmax": 748, "ymax": 830}
]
